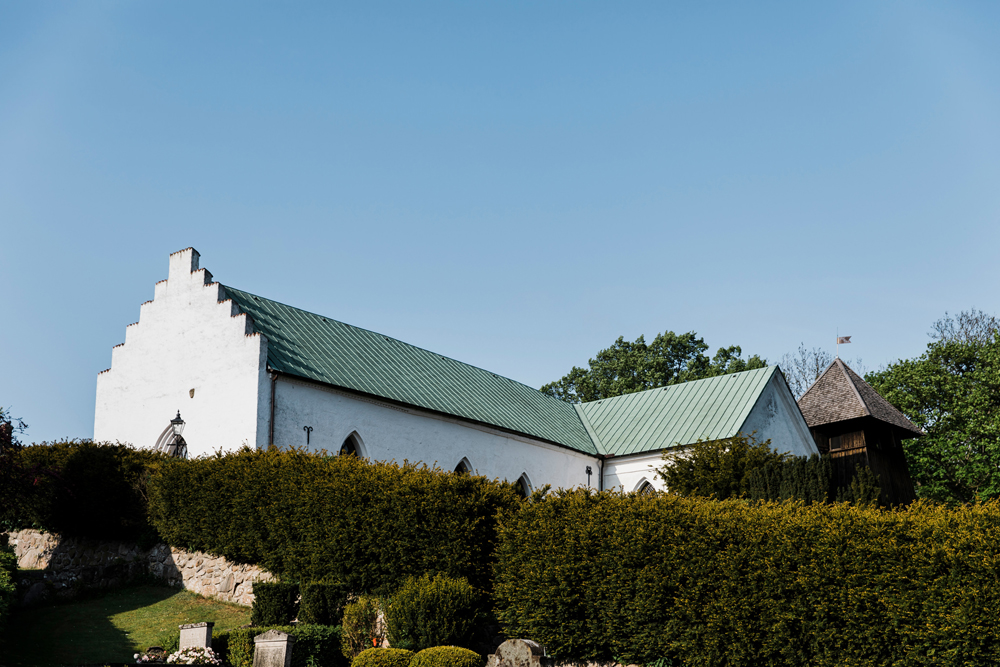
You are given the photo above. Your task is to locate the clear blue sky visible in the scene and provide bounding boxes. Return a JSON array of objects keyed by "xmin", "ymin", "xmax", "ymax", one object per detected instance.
[{"xmin": 3, "ymin": 2, "xmax": 999, "ymax": 443}]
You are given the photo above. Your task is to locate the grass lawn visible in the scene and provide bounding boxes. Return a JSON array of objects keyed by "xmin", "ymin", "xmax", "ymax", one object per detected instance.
[{"xmin": 0, "ymin": 583, "xmax": 251, "ymax": 667}]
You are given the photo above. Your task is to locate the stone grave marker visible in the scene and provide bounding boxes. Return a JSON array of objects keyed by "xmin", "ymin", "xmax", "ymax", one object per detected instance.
[
  {"xmin": 253, "ymin": 629, "xmax": 296, "ymax": 667},
  {"xmin": 487, "ymin": 638, "xmax": 553, "ymax": 667},
  {"xmin": 179, "ymin": 621, "xmax": 214, "ymax": 649}
]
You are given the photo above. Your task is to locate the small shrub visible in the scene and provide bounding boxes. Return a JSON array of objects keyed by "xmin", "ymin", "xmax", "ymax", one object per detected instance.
[
  {"xmin": 214, "ymin": 624, "xmax": 345, "ymax": 667},
  {"xmin": 350, "ymin": 647, "xmax": 413, "ymax": 667},
  {"xmin": 300, "ymin": 581, "xmax": 351, "ymax": 625},
  {"xmin": 384, "ymin": 573, "xmax": 482, "ymax": 651},
  {"xmin": 251, "ymin": 582, "xmax": 300, "ymax": 626},
  {"xmin": 410, "ymin": 646, "xmax": 484, "ymax": 667},
  {"xmin": 341, "ymin": 596, "xmax": 383, "ymax": 660}
]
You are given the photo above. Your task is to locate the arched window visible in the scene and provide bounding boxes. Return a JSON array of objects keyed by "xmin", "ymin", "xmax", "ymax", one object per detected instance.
[
  {"xmin": 517, "ymin": 473, "xmax": 533, "ymax": 499},
  {"xmin": 635, "ymin": 480, "xmax": 656, "ymax": 496},
  {"xmin": 454, "ymin": 457, "xmax": 472, "ymax": 475},
  {"xmin": 339, "ymin": 431, "xmax": 366, "ymax": 458}
]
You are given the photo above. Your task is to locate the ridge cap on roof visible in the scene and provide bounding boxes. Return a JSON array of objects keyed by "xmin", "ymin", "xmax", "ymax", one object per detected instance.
[
  {"xmin": 222, "ymin": 284, "xmax": 555, "ymax": 398},
  {"xmin": 835, "ymin": 358, "xmax": 871, "ymax": 417},
  {"xmin": 573, "ymin": 404, "xmax": 608, "ymax": 456},
  {"xmin": 579, "ymin": 365, "xmax": 777, "ymax": 408}
]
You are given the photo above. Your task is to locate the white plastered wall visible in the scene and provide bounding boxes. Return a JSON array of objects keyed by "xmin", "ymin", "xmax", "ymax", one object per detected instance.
[
  {"xmin": 271, "ymin": 376, "xmax": 599, "ymax": 490},
  {"xmin": 740, "ymin": 372, "xmax": 818, "ymax": 458},
  {"xmin": 604, "ymin": 371, "xmax": 818, "ymax": 493},
  {"xmin": 94, "ymin": 249, "xmax": 269, "ymax": 457}
]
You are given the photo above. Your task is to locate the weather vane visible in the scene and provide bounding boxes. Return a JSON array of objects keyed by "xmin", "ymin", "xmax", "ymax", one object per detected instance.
[{"xmin": 836, "ymin": 331, "xmax": 851, "ymax": 358}]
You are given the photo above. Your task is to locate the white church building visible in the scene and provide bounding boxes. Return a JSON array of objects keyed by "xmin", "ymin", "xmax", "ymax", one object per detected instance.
[{"xmin": 94, "ymin": 248, "xmax": 818, "ymax": 493}]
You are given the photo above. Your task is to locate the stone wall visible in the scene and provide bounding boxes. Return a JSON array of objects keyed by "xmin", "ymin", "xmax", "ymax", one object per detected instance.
[{"xmin": 7, "ymin": 529, "xmax": 274, "ymax": 606}]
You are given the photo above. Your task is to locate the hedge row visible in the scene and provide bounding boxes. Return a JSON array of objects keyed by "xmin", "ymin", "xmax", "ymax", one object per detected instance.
[
  {"xmin": 494, "ymin": 489, "xmax": 1000, "ymax": 666},
  {"xmin": 148, "ymin": 447, "xmax": 521, "ymax": 592},
  {"xmin": 214, "ymin": 623, "xmax": 344, "ymax": 667},
  {"xmin": 0, "ymin": 534, "xmax": 16, "ymax": 628},
  {"xmin": 3, "ymin": 441, "xmax": 162, "ymax": 542},
  {"xmin": 251, "ymin": 581, "xmax": 352, "ymax": 626}
]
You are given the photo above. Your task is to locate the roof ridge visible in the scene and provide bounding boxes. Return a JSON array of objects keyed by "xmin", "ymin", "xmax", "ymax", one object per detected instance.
[
  {"xmin": 222, "ymin": 284, "xmax": 555, "ymax": 398},
  {"xmin": 579, "ymin": 365, "xmax": 777, "ymax": 407},
  {"xmin": 573, "ymin": 404, "xmax": 607, "ymax": 456},
  {"xmin": 836, "ymin": 358, "xmax": 870, "ymax": 416}
]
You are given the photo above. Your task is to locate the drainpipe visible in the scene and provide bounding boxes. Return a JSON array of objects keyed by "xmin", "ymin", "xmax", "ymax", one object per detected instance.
[
  {"xmin": 269, "ymin": 371, "xmax": 278, "ymax": 447},
  {"xmin": 598, "ymin": 454, "xmax": 611, "ymax": 492}
]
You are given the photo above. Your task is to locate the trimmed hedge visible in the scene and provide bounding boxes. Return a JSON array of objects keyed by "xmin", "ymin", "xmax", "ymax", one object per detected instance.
[
  {"xmin": 251, "ymin": 582, "xmax": 300, "ymax": 626},
  {"xmin": 495, "ymin": 489, "xmax": 1000, "ymax": 666},
  {"xmin": 300, "ymin": 581, "xmax": 351, "ymax": 625},
  {"xmin": 5, "ymin": 441, "xmax": 163, "ymax": 542},
  {"xmin": 0, "ymin": 534, "xmax": 16, "ymax": 628},
  {"xmin": 384, "ymin": 573, "xmax": 482, "ymax": 651},
  {"xmin": 214, "ymin": 624, "xmax": 344, "ymax": 667},
  {"xmin": 410, "ymin": 646, "xmax": 484, "ymax": 667},
  {"xmin": 350, "ymin": 648, "xmax": 414, "ymax": 667},
  {"xmin": 148, "ymin": 448, "xmax": 520, "ymax": 592}
]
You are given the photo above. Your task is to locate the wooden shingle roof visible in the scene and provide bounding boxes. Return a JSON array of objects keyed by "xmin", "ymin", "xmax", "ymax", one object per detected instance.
[{"xmin": 798, "ymin": 359, "xmax": 923, "ymax": 437}]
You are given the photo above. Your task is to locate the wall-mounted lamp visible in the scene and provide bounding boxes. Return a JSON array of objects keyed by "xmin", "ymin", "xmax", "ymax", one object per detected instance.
[
  {"xmin": 169, "ymin": 411, "xmax": 187, "ymax": 459},
  {"xmin": 586, "ymin": 465, "xmax": 593, "ymax": 487}
]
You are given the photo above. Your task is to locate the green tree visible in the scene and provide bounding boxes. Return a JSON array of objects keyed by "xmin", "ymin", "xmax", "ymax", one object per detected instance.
[
  {"xmin": 865, "ymin": 325, "xmax": 1000, "ymax": 504},
  {"xmin": 656, "ymin": 433, "xmax": 786, "ymax": 500},
  {"xmin": 541, "ymin": 331, "xmax": 767, "ymax": 403},
  {"xmin": 0, "ymin": 408, "xmax": 27, "ymax": 529}
]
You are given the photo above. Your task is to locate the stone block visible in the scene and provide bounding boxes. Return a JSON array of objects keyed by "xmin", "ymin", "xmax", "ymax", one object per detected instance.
[
  {"xmin": 487, "ymin": 639, "xmax": 553, "ymax": 667},
  {"xmin": 179, "ymin": 622, "xmax": 214, "ymax": 649},
  {"xmin": 253, "ymin": 629, "xmax": 295, "ymax": 667}
]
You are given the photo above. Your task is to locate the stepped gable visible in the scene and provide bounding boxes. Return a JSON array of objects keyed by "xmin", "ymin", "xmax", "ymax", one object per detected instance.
[{"xmin": 798, "ymin": 359, "xmax": 923, "ymax": 437}]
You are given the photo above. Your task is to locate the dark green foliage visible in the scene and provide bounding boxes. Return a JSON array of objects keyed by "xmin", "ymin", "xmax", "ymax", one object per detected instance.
[
  {"xmin": 3, "ymin": 440, "xmax": 163, "ymax": 541},
  {"xmin": 661, "ymin": 433, "xmax": 881, "ymax": 505},
  {"xmin": 384, "ymin": 573, "xmax": 482, "ymax": 651},
  {"xmin": 300, "ymin": 581, "xmax": 351, "ymax": 625},
  {"xmin": 495, "ymin": 490, "xmax": 1000, "ymax": 666},
  {"xmin": 837, "ymin": 464, "xmax": 881, "ymax": 505},
  {"xmin": 251, "ymin": 582, "xmax": 300, "ymax": 626},
  {"xmin": 0, "ymin": 408, "xmax": 28, "ymax": 531},
  {"xmin": 147, "ymin": 448, "xmax": 520, "ymax": 592},
  {"xmin": 541, "ymin": 331, "xmax": 766, "ymax": 403},
  {"xmin": 410, "ymin": 646, "xmax": 485, "ymax": 667},
  {"xmin": 865, "ymin": 327, "xmax": 1000, "ymax": 504},
  {"xmin": 342, "ymin": 596, "xmax": 383, "ymax": 661},
  {"xmin": 350, "ymin": 648, "xmax": 414, "ymax": 667},
  {"xmin": 657, "ymin": 433, "xmax": 786, "ymax": 500},
  {"xmin": 745, "ymin": 454, "xmax": 834, "ymax": 503},
  {"xmin": 214, "ymin": 624, "xmax": 345, "ymax": 667},
  {"xmin": 0, "ymin": 534, "xmax": 16, "ymax": 629}
]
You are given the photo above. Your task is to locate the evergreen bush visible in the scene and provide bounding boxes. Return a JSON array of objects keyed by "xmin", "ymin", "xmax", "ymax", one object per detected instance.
[
  {"xmin": 384, "ymin": 573, "xmax": 482, "ymax": 651},
  {"xmin": 6, "ymin": 440, "xmax": 163, "ymax": 541},
  {"xmin": 214, "ymin": 624, "xmax": 344, "ymax": 667},
  {"xmin": 341, "ymin": 596, "xmax": 383, "ymax": 661},
  {"xmin": 147, "ymin": 448, "xmax": 519, "ymax": 592},
  {"xmin": 495, "ymin": 489, "xmax": 1000, "ymax": 666},
  {"xmin": 409, "ymin": 646, "xmax": 484, "ymax": 667},
  {"xmin": 0, "ymin": 534, "xmax": 16, "ymax": 629},
  {"xmin": 300, "ymin": 581, "xmax": 351, "ymax": 625},
  {"xmin": 251, "ymin": 582, "xmax": 300, "ymax": 626},
  {"xmin": 349, "ymin": 648, "xmax": 414, "ymax": 667}
]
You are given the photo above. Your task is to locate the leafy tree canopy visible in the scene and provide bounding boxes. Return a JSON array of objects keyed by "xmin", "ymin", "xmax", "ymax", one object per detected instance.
[
  {"xmin": 540, "ymin": 330, "xmax": 767, "ymax": 403},
  {"xmin": 865, "ymin": 310, "xmax": 1000, "ymax": 504}
]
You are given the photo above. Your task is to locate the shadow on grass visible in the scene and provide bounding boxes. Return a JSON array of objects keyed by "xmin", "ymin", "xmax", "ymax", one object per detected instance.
[{"xmin": 0, "ymin": 585, "xmax": 179, "ymax": 667}]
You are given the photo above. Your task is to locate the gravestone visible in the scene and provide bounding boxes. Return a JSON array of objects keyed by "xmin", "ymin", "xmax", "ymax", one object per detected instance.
[
  {"xmin": 253, "ymin": 629, "xmax": 296, "ymax": 667},
  {"xmin": 179, "ymin": 621, "xmax": 214, "ymax": 649},
  {"xmin": 487, "ymin": 639, "xmax": 553, "ymax": 667}
]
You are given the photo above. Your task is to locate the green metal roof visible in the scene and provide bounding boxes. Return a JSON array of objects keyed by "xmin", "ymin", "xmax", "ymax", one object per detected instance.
[
  {"xmin": 575, "ymin": 366, "xmax": 778, "ymax": 457},
  {"xmin": 222, "ymin": 285, "xmax": 597, "ymax": 454}
]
